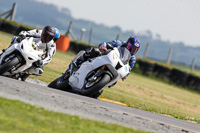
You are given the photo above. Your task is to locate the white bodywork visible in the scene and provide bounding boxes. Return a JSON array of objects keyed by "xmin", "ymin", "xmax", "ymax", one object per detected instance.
[
  {"xmin": 69, "ymin": 48, "xmax": 130, "ymax": 90},
  {"xmin": 0, "ymin": 37, "xmax": 43, "ymax": 75}
]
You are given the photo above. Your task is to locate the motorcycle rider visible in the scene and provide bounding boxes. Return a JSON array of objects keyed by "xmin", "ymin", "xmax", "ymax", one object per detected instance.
[
  {"xmin": 1, "ymin": 26, "xmax": 60, "ymax": 81},
  {"xmin": 72, "ymin": 36, "xmax": 140, "ymax": 80}
]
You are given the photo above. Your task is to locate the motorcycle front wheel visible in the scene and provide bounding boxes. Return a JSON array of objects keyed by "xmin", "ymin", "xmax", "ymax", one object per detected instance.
[
  {"xmin": 81, "ymin": 74, "xmax": 111, "ymax": 97},
  {"xmin": 0, "ymin": 57, "xmax": 20, "ymax": 75}
]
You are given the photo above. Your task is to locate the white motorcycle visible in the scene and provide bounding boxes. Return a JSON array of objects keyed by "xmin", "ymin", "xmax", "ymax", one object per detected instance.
[
  {"xmin": 0, "ymin": 37, "xmax": 44, "ymax": 80},
  {"xmin": 48, "ymin": 47, "xmax": 131, "ymax": 98}
]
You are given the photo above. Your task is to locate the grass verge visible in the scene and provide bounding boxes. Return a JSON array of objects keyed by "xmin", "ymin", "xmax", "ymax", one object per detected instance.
[{"xmin": 0, "ymin": 97, "xmax": 145, "ymax": 133}]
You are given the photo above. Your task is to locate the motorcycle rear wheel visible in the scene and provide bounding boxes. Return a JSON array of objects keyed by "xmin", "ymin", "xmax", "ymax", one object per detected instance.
[
  {"xmin": 56, "ymin": 78, "xmax": 71, "ymax": 91},
  {"xmin": 48, "ymin": 75, "xmax": 71, "ymax": 91},
  {"xmin": 48, "ymin": 78, "xmax": 58, "ymax": 88},
  {"xmin": 0, "ymin": 57, "xmax": 20, "ymax": 75}
]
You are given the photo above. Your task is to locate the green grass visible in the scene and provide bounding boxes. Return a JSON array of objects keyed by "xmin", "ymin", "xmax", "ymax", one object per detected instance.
[
  {"xmin": 102, "ymin": 73, "xmax": 200, "ymax": 123},
  {"xmin": 1, "ymin": 33, "xmax": 200, "ymax": 124},
  {"xmin": 0, "ymin": 97, "xmax": 145, "ymax": 133}
]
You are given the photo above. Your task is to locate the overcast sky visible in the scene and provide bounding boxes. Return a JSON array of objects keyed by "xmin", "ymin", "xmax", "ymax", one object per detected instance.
[{"xmin": 35, "ymin": 0, "xmax": 200, "ymax": 47}]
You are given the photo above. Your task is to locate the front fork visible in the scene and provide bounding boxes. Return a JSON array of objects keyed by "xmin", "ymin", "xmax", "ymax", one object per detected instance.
[{"xmin": 87, "ymin": 66, "xmax": 106, "ymax": 82}]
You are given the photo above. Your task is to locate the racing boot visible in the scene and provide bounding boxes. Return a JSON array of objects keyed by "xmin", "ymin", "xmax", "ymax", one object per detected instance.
[
  {"xmin": 34, "ymin": 67, "xmax": 43, "ymax": 76},
  {"xmin": 73, "ymin": 57, "xmax": 84, "ymax": 68},
  {"xmin": 0, "ymin": 49, "xmax": 6, "ymax": 57},
  {"xmin": 72, "ymin": 47, "xmax": 100, "ymax": 68},
  {"xmin": 28, "ymin": 67, "xmax": 43, "ymax": 76},
  {"xmin": 21, "ymin": 74, "xmax": 29, "ymax": 81}
]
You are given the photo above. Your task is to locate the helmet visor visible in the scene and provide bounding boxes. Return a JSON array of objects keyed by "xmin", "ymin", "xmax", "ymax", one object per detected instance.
[
  {"xmin": 42, "ymin": 33, "xmax": 54, "ymax": 43},
  {"xmin": 127, "ymin": 42, "xmax": 139, "ymax": 55}
]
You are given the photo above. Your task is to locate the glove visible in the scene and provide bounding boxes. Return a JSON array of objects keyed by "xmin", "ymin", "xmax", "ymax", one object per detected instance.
[
  {"xmin": 108, "ymin": 81, "xmax": 117, "ymax": 88},
  {"xmin": 122, "ymin": 76, "xmax": 127, "ymax": 81},
  {"xmin": 16, "ymin": 37, "xmax": 24, "ymax": 43},
  {"xmin": 33, "ymin": 60, "xmax": 43, "ymax": 67},
  {"xmin": 19, "ymin": 34, "xmax": 26, "ymax": 40},
  {"xmin": 16, "ymin": 32, "xmax": 26, "ymax": 43},
  {"xmin": 19, "ymin": 31, "xmax": 27, "ymax": 39},
  {"xmin": 99, "ymin": 46, "xmax": 107, "ymax": 53}
]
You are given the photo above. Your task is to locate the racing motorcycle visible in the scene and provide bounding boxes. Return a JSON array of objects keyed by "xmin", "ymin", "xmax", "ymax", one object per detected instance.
[
  {"xmin": 0, "ymin": 37, "xmax": 44, "ymax": 80},
  {"xmin": 48, "ymin": 47, "xmax": 131, "ymax": 98}
]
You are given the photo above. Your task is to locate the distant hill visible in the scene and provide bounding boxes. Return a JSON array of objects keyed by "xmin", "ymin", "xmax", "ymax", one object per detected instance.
[{"xmin": 0, "ymin": 0, "xmax": 200, "ymax": 67}]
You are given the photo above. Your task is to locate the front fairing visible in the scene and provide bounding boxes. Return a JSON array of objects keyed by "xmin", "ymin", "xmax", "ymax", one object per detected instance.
[
  {"xmin": 117, "ymin": 47, "xmax": 131, "ymax": 65},
  {"xmin": 0, "ymin": 37, "xmax": 43, "ymax": 74}
]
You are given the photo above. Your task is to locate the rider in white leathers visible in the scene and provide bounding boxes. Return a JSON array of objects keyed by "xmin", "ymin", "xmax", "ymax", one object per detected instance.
[{"xmin": 4, "ymin": 26, "xmax": 60, "ymax": 80}]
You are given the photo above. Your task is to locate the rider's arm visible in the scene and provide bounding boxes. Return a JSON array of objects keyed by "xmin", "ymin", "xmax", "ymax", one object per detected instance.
[
  {"xmin": 19, "ymin": 29, "xmax": 42, "ymax": 38},
  {"xmin": 129, "ymin": 55, "xmax": 136, "ymax": 71},
  {"xmin": 107, "ymin": 40, "xmax": 124, "ymax": 48},
  {"xmin": 42, "ymin": 42, "xmax": 56, "ymax": 66},
  {"xmin": 98, "ymin": 40, "xmax": 123, "ymax": 52},
  {"xmin": 126, "ymin": 55, "xmax": 136, "ymax": 76},
  {"xmin": 122, "ymin": 55, "xmax": 136, "ymax": 81}
]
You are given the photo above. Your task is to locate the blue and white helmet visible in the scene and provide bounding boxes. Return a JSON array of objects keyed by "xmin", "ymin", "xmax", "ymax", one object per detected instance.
[
  {"xmin": 54, "ymin": 28, "xmax": 60, "ymax": 42},
  {"xmin": 126, "ymin": 36, "xmax": 140, "ymax": 55}
]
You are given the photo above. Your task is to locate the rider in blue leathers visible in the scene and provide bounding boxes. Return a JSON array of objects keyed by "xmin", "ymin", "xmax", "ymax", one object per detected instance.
[{"xmin": 69, "ymin": 36, "xmax": 140, "ymax": 81}]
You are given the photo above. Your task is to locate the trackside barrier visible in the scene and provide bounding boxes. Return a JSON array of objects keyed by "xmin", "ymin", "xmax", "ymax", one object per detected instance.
[
  {"xmin": 137, "ymin": 59, "xmax": 155, "ymax": 75},
  {"xmin": 56, "ymin": 35, "xmax": 70, "ymax": 52},
  {"xmin": 169, "ymin": 68, "xmax": 189, "ymax": 87},
  {"xmin": 153, "ymin": 63, "xmax": 173, "ymax": 78},
  {"xmin": 0, "ymin": 18, "xmax": 32, "ymax": 35},
  {"xmin": 68, "ymin": 41, "xmax": 93, "ymax": 53},
  {"xmin": 136, "ymin": 58, "xmax": 200, "ymax": 91},
  {"xmin": 186, "ymin": 75, "xmax": 200, "ymax": 91}
]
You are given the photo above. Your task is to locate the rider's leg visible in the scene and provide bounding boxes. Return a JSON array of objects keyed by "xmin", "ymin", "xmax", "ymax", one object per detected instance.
[
  {"xmin": 83, "ymin": 47, "xmax": 101, "ymax": 61},
  {"xmin": 73, "ymin": 47, "xmax": 101, "ymax": 67}
]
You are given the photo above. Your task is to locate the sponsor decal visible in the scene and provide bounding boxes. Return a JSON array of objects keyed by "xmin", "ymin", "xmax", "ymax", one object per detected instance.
[{"xmin": 125, "ymin": 66, "xmax": 128, "ymax": 72}]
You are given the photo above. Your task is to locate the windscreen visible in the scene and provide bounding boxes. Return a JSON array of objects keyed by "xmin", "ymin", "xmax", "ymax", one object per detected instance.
[{"xmin": 118, "ymin": 47, "xmax": 131, "ymax": 65}]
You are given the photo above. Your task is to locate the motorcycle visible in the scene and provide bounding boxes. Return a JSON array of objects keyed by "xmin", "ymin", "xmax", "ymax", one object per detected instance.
[
  {"xmin": 48, "ymin": 47, "xmax": 131, "ymax": 98},
  {"xmin": 0, "ymin": 37, "xmax": 44, "ymax": 80}
]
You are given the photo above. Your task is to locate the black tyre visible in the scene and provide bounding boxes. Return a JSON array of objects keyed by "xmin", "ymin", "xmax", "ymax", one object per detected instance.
[
  {"xmin": 48, "ymin": 75, "xmax": 71, "ymax": 91},
  {"xmin": 91, "ymin": 89, "xmax": 104, "ymax": 99},
  {"xmin": 81, "ymin": 74, "xmax": 111, "ymax": 96},
  {"xmin": 48, "ymin": 78, "xmax": 58, "ymax": 88},
  {"xmin": 56, "ymin": 78, "xmax": 71, "ymax": 91},
  {"xmin": 0, "ymin": 57, "xmax": 20, "ymax": 75}
]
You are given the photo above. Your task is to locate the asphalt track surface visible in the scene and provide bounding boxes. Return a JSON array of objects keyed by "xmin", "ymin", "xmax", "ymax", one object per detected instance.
[{"xmin": 0, "ymin": 76, "xmax": 199, "ymax": 133}]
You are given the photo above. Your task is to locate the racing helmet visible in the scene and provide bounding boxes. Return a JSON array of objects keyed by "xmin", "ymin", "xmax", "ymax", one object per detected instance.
[
  {"xmin": 53, "ymin": 28, "xmax": 60, "ymax": 43},
  {"xmin": 126, "ymin": 36, "xmax": 140, "ymax": 55},
  {"xmin": 41, "ymin": 26, "xmax": 55, "ymax": 43}
]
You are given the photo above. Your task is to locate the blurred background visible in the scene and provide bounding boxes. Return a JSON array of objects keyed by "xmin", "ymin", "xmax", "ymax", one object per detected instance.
[{"xmin": 0, "ymin": 0, "xmax": 200, "ymax": 68}]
